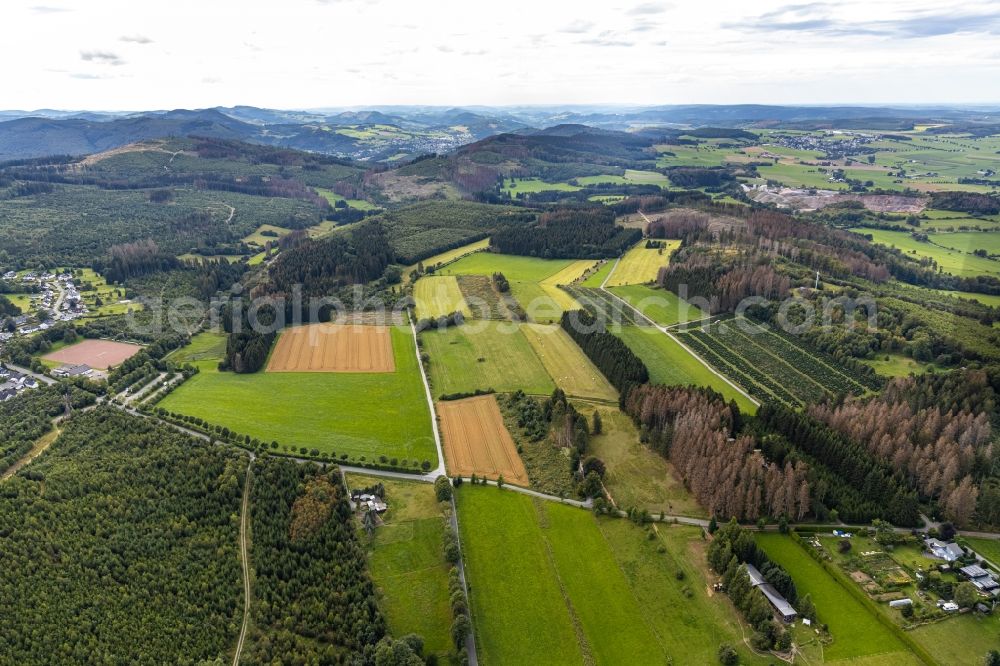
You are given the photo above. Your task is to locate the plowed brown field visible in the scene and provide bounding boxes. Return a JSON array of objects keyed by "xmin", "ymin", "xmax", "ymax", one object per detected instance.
[
  {"xmin": 266, "ymin": 324, "xmax": 395, "ymax": 372},
  {"xmin": 438, "ymin": 395, "xmax": 529, "ymax": 486}
]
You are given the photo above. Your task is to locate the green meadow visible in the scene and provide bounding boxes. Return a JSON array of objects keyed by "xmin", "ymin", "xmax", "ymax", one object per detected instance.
[
  {"xmin": 607, "ymin": 284, "xmax": 704, "ymax": 326},
  {"xmin": 614, "ymin": 325, "xmax": 757, "ymax": 414},
  {"xmin": 419, "ymin": 321, "xmax": 555, "ymax": 397},
  {"xmin": 853, "ymin": 228, "xmax": 1000, "ymax": 278},
  {"xmin": 347, "ymin": 474, "xmax": 453, "ymax": 658},
  {"xmin": 457, "ymin": 487, "xmax": 767, "ymax": 665},
  {"xmin": 159, "ymin": 326, "xmax": 437, "ymax": 465}
]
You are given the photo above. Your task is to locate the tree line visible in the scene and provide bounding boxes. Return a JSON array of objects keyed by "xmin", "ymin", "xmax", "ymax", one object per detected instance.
[{"xmin": 559, "ymin": 309, "xmax": 649, "ymax": 396}]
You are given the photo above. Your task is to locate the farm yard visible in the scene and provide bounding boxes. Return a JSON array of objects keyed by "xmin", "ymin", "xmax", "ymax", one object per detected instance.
[
  {"xmin": 266, "ymin": 323, "xmax": 396, "ymax": 373},
  {"xmin": 613, "ymin": 326, "xmax": 757, "ymax": 413},
  {"xmin": 755, "ymin": 534, "xmax": 922, "ymax": 664},
  {"xmin": 520, "ymin": 323, "xmax": 618, "ymax": 402},
  {"xmin": 457, "ymin": 487, "xmax": 769, "ymax": 665},
  {"xmin": 676, "ymin": 317, "xmax": 878, "ymax": 407},
  {"xmin": 42, "ymin": 338, "xmax": 143, "ymax": 370},
  {"xmin": 419, "ymin": 321, "xmax": 555, "ymax": 397},
  {"xmin": 438, "ymin": 395, "xmax": 529, "ymax": 486},
  {"xmin": 158, "ymin": 326, "xmax": 436, "ymax": 465},
  {"xmin": 346, "ymin": 474, "xmax": 453, "ymax": 659}
]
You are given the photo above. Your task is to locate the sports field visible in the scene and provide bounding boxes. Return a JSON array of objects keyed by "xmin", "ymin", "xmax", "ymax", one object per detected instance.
[
  {"xmin": 42, "ymin": 338, "xmax": 143, "ymax": 370},
  {"xmin": 852, "ymin": 228, "xmax": 1000, "ymax": 278},
  {"xmin": 419, "ymin": 322, "xmax": 555, "ymax": 397},
  {"xmin": 614, "ymin": 325, "xmax": 757, "ymax": 413},
  {"xmin": 346, "ymin": 473, "xmax": 453, "ymax": 658},
  {"xmin": 267, "ymin": 324, "xmax": 395, "ymax": 372},
  {"xmin": 755, "ymin": 533, "xmax": 917, "ymax": 663},
  {"xmin": 457, "ymin": 487, "xmax": 768, "ymax": 665},
  {"xmin": 607, "ymin": 284, "xmax": 705, "ymax": 326},
  {"xmin": 606, "ymin": 241, "xmax": 678, "ymax": 286},
  {"xmin": 413, "ymin": 275, "xmax": 472, "ymax": 320},
  {"xmin": 438, "ymin": 395, "xmax": 529, "ymax": 486},
  {"xmin": 521, "ymin": 323, "xmax": 618, "ymax": 402},
  {"xmin": 159, "ymin": 326, "xmax": 437, "ymax": 464}
]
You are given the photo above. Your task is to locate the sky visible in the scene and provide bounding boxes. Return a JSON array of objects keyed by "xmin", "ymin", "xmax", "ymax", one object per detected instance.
[{"xmin": 5, "ymin": 0, "xmax": 1000, "ymax": 110}]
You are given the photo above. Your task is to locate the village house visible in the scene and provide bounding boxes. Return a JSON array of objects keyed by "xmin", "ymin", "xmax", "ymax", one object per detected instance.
[
  {"xmin": 52, "ymin": 364, "xmax": 92, "ymax": 378},
  {"xmin": 745, "ymin": 563, "xmax": 797, "ymax": 623},
  {"xmin": 350, "ymin": 490, "xmax": 388, "ymax": 513},
  {"xmin": 925, "ymin": 538, "xmax": 965, "ymax": 563}
]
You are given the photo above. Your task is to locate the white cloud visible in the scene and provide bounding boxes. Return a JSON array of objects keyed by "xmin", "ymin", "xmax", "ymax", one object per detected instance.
[{"xmin": 2, "ymin": 0, "xmax": 999, "ymax": 109}]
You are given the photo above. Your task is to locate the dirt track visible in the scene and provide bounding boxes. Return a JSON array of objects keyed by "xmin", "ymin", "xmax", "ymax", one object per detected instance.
[
  {"xmin": 266, "ymin": 324, "xmax": 395, "ymax": 372},
  {"xmin": 438, "ymin": 395, "xmax": 529, "ymax": 486}
]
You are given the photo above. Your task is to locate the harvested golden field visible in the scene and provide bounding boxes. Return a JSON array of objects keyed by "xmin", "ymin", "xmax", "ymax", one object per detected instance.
[
  {"xmin": 267, "ymin": 324, "xmax": 395, "ymax": 372},
  {"xmin": 438, "ymin": 395, "xmax": 529, "ymax": 486},
  {"xmin": 521, "ymin": 323, "xmax": 618, "ymax": 402}
]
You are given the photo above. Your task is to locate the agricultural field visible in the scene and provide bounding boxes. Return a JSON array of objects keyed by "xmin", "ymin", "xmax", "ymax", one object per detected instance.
[
  {"xmin": 434, "ymin": 253, "xmax": 584, "ymax": 323},
  {"xmin": 755, "ymin": 534, "xmax": 921, "ymax": 664},
  {"xmin": 605, "ymin": 240, "xmax": 678, "ymax": 286},
  {"xmin": 267, "ymin": 323, "xmax": 395, "ymax": 373},
  {"xmin": 501, "ymin": 177, "xmax": 581, "ymax": 195},
  {"xmin": 42, "ymin": 338, "xmax": 143, "ymax": 370},
  {"xmin": 164, "ymin": 330, "xmax": 227, "ymax": 365},
  {"xmin": 614, "ymin": 325, "xmax": 757, "ymax": 413},
  {"xmin": 583, "ymin": 406, "xmax": 705, "ymax": 517},
  {"xmin": 607, "ymin": 284, "xmax": 705, "ymax": 326},
  {"xmin": 677, "ymin": 317, "xmax": 877, "ymax": 407},
  {"xmin": 414, "ymin": 275, "xmax": 472, "ymax": 320},
  {"xmin": 520, "ymin": 323, "xmax": 618, "ymax": 402},
  {"xmin": 346, "ymin": 473, "xmax": 453, "ymax": 658},
  {"xmin": 457, "ymin": 487, "xmax": 768, "ymax": 665},
  {"xmin": 158, "ymin": 326, "xmax": 437, "ymax": 465},
  {"xmin": 438, "ymin": 395, "xmax": 529, "ymax": 486},
  {"xmin": 574, "ymin": 169, "xmax": 671, "ymax": 187},
  {"xmin": 419, "ymin": 321, "xmax": 555, "ymax": 397},
  {"xmin": 404, "ymin": 238, "xmax": 490, "ymax": 279},
  {"xmin": 580, "ymin": 260, "xmax": 615, "ymax": 287},
  {"xmin": 853, "ymin": 228, "xmax": 1000, "ymax": 278}
]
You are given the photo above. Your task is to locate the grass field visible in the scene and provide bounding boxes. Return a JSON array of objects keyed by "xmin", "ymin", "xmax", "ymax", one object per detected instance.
[
  {"xmin": 607, "ymin": 284, "xmax": 705, "ymax": 326},
  {"xmin": 521, "ymin": 323, "xmax": 618, "ymax": 402},
  {"xmin": 346, "ymin": 473, "xmax": 453, "ymax": 658},
  {"xmin": 407, "ymin": 238, "xmax": 489, "ymax": 276},
  {"xmin": 861, "ymin": 353, "xmax": 936, "ymax": 378},
  {"xmin": 501, "ymin": 177, "xmax": 581, "ymax": 195},
  {"xmin": 853, "ymin": 228, "xmax": 1000, "ymax": 278},
  {"xmin": 538, "ymin": 260, "xmax": 599, "ymax": 310},
  {"xmin": 435, "ymin": 253, "xmax": 583, "ymax": 323},
  {"xmin": 6, "ymin": 292, "xmax": 32, "ymax": 312},
  {"xmin": 935, "ymin": 289, "xmax": 1000, "ymax": 308},
  {"xmin": 584, "ymin": 407, "xmax": 705, "ymax": 517},
  {"xmin": 580, "ymin": 261, "xmax": 615, "ymax": 287},
  {"xmin": 414, "ymin": 276, "xmax": 472, "ymax": 320},
  {"xmin": 159, "ymin": 326, "xmax": 437, "ymax": 465},
  {"xmin": 457, "ymin": 487, "xmax": 767, "ymax": 665},
  {"xmin": 755, "ymin": 534, "xmax": 916, "ymax": 663},
  {"xmin": 963, "ymin": 538, "xmax": 1000, "ymax": 567},
  {"xmin": 316, "ymin": 187, "xmax": 379, "ymax": 210},
  {"xmin": 575, "ymin": 169, "xmax": 670, "ymax": 188},
  {"xmin": 420, "ymin": 322, "xmax": 555, "ymax": 397},
  {"xmin": 241, "ymin": 224, "xmax": 291, "ymax": 246},
  {"xmin": 614, "ymin": 326, "xmax": 757, "ymax": 413},
  {"xmin": 165, "ymin": 330, "xmax": 227, "ymax": 364},
  {"xmin": 605, "ymin": 241, "xmax": 678, "ymax": 286}
]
